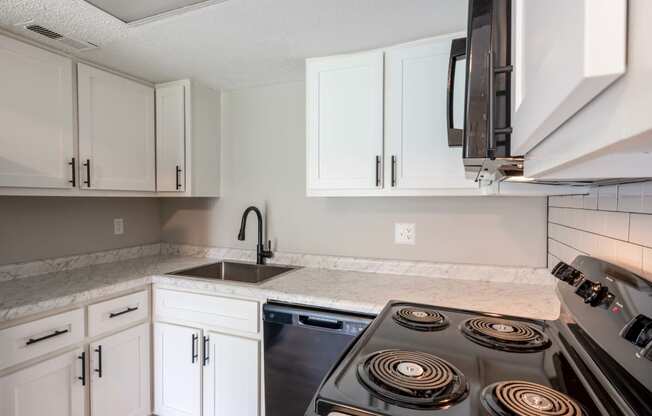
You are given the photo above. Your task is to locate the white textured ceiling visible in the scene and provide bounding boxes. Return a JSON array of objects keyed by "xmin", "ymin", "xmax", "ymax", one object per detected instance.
[{"xmin": 0, "ymin": 0, "xmax": 467, "ymax": 90}]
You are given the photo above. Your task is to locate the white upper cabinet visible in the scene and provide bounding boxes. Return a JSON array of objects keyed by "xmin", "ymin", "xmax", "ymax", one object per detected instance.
[
  {"xmin": 511, "ymin": 0, "xmax": 627, "ymax": 156},
  {"xmin": 90, "ymin": 323, "xmax": 150, "ymax": 416},
  {"xmin": 306, "ymin": 36, "xmax": 478, "ymax": 196},
  {"xmin": 155, "ymin": 80, "xmax": 221, "ymax": 197},
  {"xmin": 156, "ymin": 82, "xmax": 186, "ymax": 192},
  {"xmin": 78, "ymin": 63, "xmax": 156, "ymax": 191},
  {"xmin": 306, "ymin": 51, "xmax": 384, "ymax": 193},
  {"xmin": 385, "ymin": 36, "xmax": 477, "ymax": 192},
  {"xmin": 522, "ymin": 0, "xmax": 652, "ymax": 181},
  {"xmin": 0, "ymin": 35, "xmax": 75, "ymax": 189}
]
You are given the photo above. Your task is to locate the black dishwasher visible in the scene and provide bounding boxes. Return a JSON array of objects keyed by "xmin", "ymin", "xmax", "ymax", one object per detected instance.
[{"xmin": 263, "ymin": 302, "xmax": 373, "ymax": 416}]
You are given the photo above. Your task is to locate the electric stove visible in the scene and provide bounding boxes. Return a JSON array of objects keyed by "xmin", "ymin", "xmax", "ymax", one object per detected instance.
[{"xmin": 306, "ymin": 256, "xmax": 652, "ymax": 416}]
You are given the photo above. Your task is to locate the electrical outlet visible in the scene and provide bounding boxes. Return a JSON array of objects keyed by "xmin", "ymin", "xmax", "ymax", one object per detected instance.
[
  {"xmin": 113, "ymin": 218, "xmax": 124, "ymax": 235},
  {"xmin": 394, "ymin": 223, "xmax": 415, "ymax": 245}
]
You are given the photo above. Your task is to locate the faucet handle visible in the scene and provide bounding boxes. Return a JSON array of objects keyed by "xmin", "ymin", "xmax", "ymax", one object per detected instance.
[{"xmin": 263, "ymin": 240, "xmax": 273, "ymax": 258}]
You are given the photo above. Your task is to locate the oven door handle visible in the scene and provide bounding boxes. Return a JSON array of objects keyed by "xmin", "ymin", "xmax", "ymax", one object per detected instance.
[{"xmin": 447, "ymin": 37, "xmax": 467, "ymax": 147}]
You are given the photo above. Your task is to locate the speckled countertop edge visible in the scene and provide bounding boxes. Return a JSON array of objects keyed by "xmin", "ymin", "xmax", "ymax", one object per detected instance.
[{"xmin": 0, "ymin": 255, "xmax": 561, "ymax": 325}]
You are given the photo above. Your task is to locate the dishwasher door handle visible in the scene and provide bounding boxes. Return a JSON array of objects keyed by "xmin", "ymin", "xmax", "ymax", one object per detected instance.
[{"xmin": 298, "ymin": 315, "xmax": 344, "ymax": 330}]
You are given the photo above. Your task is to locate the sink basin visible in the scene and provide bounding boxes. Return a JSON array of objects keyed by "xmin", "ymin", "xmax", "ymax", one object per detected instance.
[{"xmin": 169, "ymin": 261, "xmax": 297, "ymax": 284}]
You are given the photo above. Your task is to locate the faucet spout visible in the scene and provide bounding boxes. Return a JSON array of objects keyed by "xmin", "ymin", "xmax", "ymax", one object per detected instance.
[{"xmin": 238, "ymin": 206, "xmax": 273, "ymax": 265}]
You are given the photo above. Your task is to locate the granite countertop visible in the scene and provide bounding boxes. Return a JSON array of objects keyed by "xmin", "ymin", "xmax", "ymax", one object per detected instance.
[{"xmin": 0, "ymin": 255, "xmax": 561, "ymax": 324}]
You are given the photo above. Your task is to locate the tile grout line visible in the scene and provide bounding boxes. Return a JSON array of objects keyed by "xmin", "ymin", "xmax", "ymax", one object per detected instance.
[{"xmin": 548, "ymin": 221, "xmax": 650, "ymax": 250}]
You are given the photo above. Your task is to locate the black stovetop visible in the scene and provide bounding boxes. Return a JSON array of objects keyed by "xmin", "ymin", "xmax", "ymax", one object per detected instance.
[{"xmin": 309, "ymin": 301, "xmax": 596, "ymax": 416}]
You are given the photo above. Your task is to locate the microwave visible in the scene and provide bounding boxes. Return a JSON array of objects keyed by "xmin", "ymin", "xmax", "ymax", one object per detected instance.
[{"xmin": 448, "ymin": 0, "xmax": 523, "ymax": 182}]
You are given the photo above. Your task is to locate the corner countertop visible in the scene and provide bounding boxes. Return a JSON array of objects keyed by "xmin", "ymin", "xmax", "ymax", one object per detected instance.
[{"xmin": 0, "ymin": 255, "xmax": 560, "ymax": 325}]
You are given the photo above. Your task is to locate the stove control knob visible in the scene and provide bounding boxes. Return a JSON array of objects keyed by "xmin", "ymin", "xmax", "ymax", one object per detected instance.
[
  {"xmin": 620, "ymin": 314, "xmax": 652, "ymax": 351},
  {"xmin": 575, "ymin": 279, "xmax": 608, "ymax": 306},
  {"xmin": 551, "ymin": 262, "xmax": 583, "ymax": 286}
]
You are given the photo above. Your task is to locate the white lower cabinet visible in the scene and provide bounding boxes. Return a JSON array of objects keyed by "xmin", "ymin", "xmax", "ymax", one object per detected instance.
[
  {"xmin": 203, "ymin": 332, "xmax": 260, "ymax": 416},
  {"xmin": 0, "ymin": 348, "xmax": 85, "ymax": 416},
  {"xmin": 153, "ymin": 290, "xmax": 261, "ymax": 416},
  {"xmin": 90, "ymin": 323, "xmax": 150, "ymax": 416},
  {"xmin": 154, "ymin": 323, "xmax": 202, "ymax": 416}
]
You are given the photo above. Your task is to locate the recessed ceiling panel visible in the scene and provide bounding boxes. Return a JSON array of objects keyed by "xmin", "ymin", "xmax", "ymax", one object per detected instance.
[{"xmin": 84, "ymin": 0, "xmax": 220, "ymax": 24}]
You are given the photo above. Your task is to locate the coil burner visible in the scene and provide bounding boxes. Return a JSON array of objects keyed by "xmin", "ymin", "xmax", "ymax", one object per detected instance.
[
  {"xmin": 393, "ymin": 307, "xmax": 449, "ymax": 331},
  {"xmin": 481, "ymin": 381, "xmax": 585, "ymax": 416},
  {"xmin": 356, "ymin": 349, "xmax": 468, "ymax": 409},
  {"xmin": 461, "ymin": 318, "xmax": 551, "ymax": 353}
]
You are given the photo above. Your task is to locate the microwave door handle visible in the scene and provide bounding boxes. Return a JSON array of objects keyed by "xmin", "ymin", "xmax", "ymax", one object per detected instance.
[
  {"xmin": 447, "ymin": 37, "xmax": 466, "ymax": 148},
  {"xmin": 487, "ymin": 49, "xmax": 514, "ymax": 160}
]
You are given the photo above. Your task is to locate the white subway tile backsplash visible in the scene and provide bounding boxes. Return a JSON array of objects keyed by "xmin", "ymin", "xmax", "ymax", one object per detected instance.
[
  {"xmin": 643, "ymin": 248, "xmax": 652, "ymax": 275},
  {"xmin": 629, "ymin": 214, "xmax": 652, "ymax": 248},
  {"xmin": 549, "ymin": 195, "xmax": 583, "ymax": 209},
  {"xmin": 549, "ymin": 181, "xmax": 652, "ymax": 280},
  {"xmin": 548, "ymin": 239, "xmax": 584, "ymax": 264},
  {"xmin": 598, "ymin": 185, "xmax": 618, "ymax": 211},
  {"xmin": 583, "ymin": 188, "xmax": 598, "ymax": 210},
  {"xmin": 618, "ymin": 183, "xmax": 644, "ymax": 213}
]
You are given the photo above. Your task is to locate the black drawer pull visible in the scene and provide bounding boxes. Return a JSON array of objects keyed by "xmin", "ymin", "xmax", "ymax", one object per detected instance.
[
  {"xmin": 203, "ymin": 336, "xmax": 210, "ymax": 366},
  {"xmin": 109, "ymin": 306, "xmax": 138, "ymax": 318},
  {"xmin": 191, "ymin": 333, "xmax": 199, "ymax": 363},
  {"xmin": 83, "ymin": 159, "xmax": 91, "ymax": 188},
  {"xmin": 391, "ymin": 155, "xmax": 397, "ymax": 187},
  {"xmin": 78, "ymin": 351, "xmax": 86, "ymax": 386},
  {"xmin": 68, "ymin": 157, "xmax": 76, "ymax": 187},
  {"xmin": 26, "ymin": 329, "xmax": 69, "ymax": 346},
  {"xmin": 94, "ymin": 345, "xmax": 103, "ymax": 378},
  {"xmin": 175, "ymin": 165, "xmax": 182, "ymax": 190}
]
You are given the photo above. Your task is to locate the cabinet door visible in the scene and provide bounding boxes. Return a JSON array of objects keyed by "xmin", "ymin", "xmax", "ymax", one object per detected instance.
[
  {"xmin": 78, "ymin": 63, "xmax": 155, "ymax": 191},
  {"xmin": 511, "ymin": 0, "xmax": 626, "ymax": 155},
  {"xmin": 203, "ymin": 332, "xmax": 260, "ymax": 416},
  {"xmin": 385, "ymin": 37, "xmax": 477, "ymax": 191},
  {"xmin": 156, "ymin": 83, "xmax": 186, "ymax": 192},
  {"xmin": 0, "ymin": 348, "xmax": 84, "ymax": 416},
  {"xmin": 90, "ymin": 323, "xmax": 150, "ymax": 416},
  {"xmin": 0, "ymin": 35, "xmax": 75, "ymax": 189},
  {"xmin": 154, "ymin": 323, "xmax": 202, "ymax": 416},
  {"xmin": 306, "ymin": 51, "xmax": 384, "ymax": 192}
]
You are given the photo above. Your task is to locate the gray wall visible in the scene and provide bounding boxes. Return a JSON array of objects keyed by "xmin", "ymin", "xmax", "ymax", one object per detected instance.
[
  {"xmin": 161, "ymin": 82, "xmax": 548, "ymax": 267},
  {"xmin": 0, "ymin": 197, "xmax": 161, "ymax": 264}
]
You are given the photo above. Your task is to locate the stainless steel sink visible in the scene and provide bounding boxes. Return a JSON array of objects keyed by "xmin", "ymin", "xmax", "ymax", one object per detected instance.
[{"xmin": 169, "ymin": 261, "xmax": 297, "ymax": 284}]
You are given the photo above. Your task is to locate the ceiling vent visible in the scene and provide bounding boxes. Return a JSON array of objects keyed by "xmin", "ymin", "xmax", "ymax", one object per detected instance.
[{"xmin": 22, "ymin": 23, "xmax": 98, "ymax": 51}]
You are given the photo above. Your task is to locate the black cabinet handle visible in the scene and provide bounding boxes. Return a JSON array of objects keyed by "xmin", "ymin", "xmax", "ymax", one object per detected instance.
[
  {"xmin": 109, "ymin": 306, "xmax": 138, "ymax": 318},
  {"xmin": 83, "ymin": 159, "xmax": 91, "ymax": 187},
  {"xmin": 447, "ymin": 38, "xmax": 466, "ymax": 147},
  {"xmin": 391, "ymin": 155, "xmax": 397, "ymax": 187},
  {"xmin": 78, "ymin": 351, "xmax": 86, "ymax": 386},
  {"xmin": 202, "ymin": 336, "xmax": 209, "ymax": 366},
  {"xmin": 375, "ymin": 156, "xmax": 381, "ymax": 187},
  {"xmin": 68, "ymin": 157, "xmax": 76, "ymax": 187},
  {"xmin": 175, "ymin": 165, "xmax": 182, "ymax": 190},
  {"xmin": 191, "ymin": 334, "xmax": 198, "ymax": 363},
  {"xmin": 25, "ymin": 329, "xmax": 69, "ymax": 346},
  {"xmin": 94, "ymin": 345, "xmax": 102, "ymax": 378}
]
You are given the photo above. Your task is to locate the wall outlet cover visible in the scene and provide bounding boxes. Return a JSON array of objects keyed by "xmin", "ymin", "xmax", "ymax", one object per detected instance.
[
  {"xmin": 394, "ymin": 223, "xmax": 416, "ymax": 245},
  {"xmin": 113, "ymin": 218, "xmax": 124, "ymax": 235}
]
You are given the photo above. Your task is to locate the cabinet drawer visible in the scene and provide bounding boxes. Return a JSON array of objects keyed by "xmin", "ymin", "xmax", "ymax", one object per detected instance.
[
  {"xmin": 88, "ymin": 290, "xmax": 149, "ymax": 337},
  {"xmin": 0, "ymin": 308, "xmax": 84, "ymax": 370},
  {"xmin": 154, "ymin": 289, "xmax": 259, "ymax": 334}
]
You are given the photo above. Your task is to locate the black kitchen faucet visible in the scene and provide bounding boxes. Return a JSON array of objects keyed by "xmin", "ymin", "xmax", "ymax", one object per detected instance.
[{"xmin": 238, "ymin": 206, "xmax": 273, "ymax": 265}]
